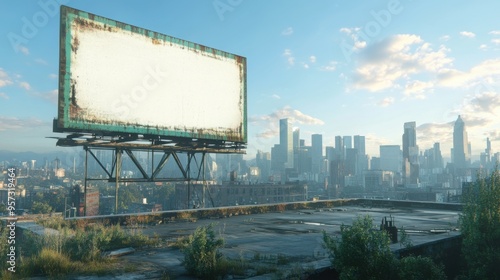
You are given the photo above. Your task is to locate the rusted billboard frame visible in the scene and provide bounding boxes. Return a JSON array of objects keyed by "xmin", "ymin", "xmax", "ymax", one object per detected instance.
[{"xmin": 56, "ymin": 5, "xmax": 247, "ymax": 146}]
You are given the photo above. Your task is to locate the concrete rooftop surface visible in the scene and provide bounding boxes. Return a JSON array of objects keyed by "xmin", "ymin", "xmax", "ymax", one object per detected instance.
[{"xmin": 93, "ymin": 201, "xmax": 461, "ymax": 279}]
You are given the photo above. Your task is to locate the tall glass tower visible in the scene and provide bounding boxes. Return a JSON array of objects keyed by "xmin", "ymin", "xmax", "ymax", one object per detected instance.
[
  {"xmin": 453, "ymin": 115, "xmax": 469, "ymax": 169},
  {"xmin": 280, "ymin": 118, "xmax": 293, "ymax": 169},
  {"xmin": 402, "ymin": 121, "xmax": 419, "ymax": 186}
]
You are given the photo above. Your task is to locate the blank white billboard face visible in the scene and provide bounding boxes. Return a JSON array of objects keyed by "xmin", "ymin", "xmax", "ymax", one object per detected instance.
[{"xmin": 57, "ymin": 6, "xmax": 247, "ymax": 143}]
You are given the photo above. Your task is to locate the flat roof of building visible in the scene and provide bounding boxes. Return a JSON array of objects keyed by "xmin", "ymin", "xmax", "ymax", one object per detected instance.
[{"xmin": 132, "ymin": 202, "xmax": 461, "ymax": 279}]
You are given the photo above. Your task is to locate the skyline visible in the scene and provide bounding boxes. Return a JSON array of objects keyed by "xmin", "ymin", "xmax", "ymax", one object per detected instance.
[{"xmin": 1, "ymin": 1, "xmax": 500, "ymax": 161}]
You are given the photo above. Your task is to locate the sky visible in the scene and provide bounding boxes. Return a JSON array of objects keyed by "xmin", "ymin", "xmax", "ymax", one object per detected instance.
[{"xmin": 1, "ymin": 0, "xmax": 500, "ymax": 163}]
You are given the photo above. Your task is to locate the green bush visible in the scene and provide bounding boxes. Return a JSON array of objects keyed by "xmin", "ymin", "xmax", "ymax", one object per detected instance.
[
  {"xmin": 181, "ymin": 224, "xmax": 224, "ymax": 279},
  {"xmin": 323, "ymin": 215, "xmax": 398, "ymax": 280},
  {"xmin": 31, "ymin": 201, "xmax": 53, "ymax": 214},
  {"xmin": 323, "ymin": 215, "xmax": 446, "ymax": 280},
  {"xmin": 398, "ymin": 255, "xmax": 446, "ymax": 280}
]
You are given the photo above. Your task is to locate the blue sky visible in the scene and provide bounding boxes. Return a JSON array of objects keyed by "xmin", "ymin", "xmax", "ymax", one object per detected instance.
[{"xmin": 1, "ymin": 0, "xmax": 500, "ymax": 162}]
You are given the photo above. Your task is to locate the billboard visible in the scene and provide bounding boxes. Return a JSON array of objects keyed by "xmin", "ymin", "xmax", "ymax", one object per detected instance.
[{"xmin": 56, "ymin": 6, "xmax": 247, "ymax": 143}]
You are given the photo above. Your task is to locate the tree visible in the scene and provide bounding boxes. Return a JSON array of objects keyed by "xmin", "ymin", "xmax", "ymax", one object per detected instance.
[
  {"xmin": 0, "ymin": 203, "xmax": 6, "ymax": 215},
  {"xmin": 323, "ymin": 215, "xmax": 446, "ymax": 280},
  {"xmin": 31, "ymin": 201, "xmax": 52, "ymax": 214},
  {"xmin": 460, "ymin": 168, "xmax": 500, "ymax": 279},
  {"xmin": 323, "ymin": 215, "xmax": 398, "ymax": 280},
  {"xmin": 398, "ymin": 255, "xmax": 446, "ymax": 280}
]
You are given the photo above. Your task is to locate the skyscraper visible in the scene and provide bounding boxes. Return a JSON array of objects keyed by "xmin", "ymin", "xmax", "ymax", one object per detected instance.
[
  {"xmin": 433, "ymin": 142, "xmax": 443, "ymax": 169},
  {"xmin": 354, "ymin": 135, "xmax": 368, "ymax": 174},
  {"xmin": 293, "ymin": 128, "xmax": 300, "ymax": 171},
  {"xmin": 343, "ymin": 136, "xmax": 352, "ymax": 149},
  {"xmin": 402, "ymin": 122, "xmax": 419, "ymax": 186},
  {"xmin": 453, "ymin": 115, "xmax": 469, "ymax": 169},
  {"xmin": 311, "ymin": 134, "xmax": 323, "ymax": 173},
  {"xmin": 256, "ymin": 150, "xmax": 271, "ymax": 182},
  {"xmin": 335, "ymin": 136, "xmax": 344, "ymax": 160},
  {"xmin": 353, "ymin": 135, "xmax": 366, "ymax": 156},
  {"xmin": 380, "ymin": 145, "xmax": 402, "ymax": 174},
  {"xmin": 280, "ymin": 118, "xmax": 293, "ymax": 169},
  {"xmin": 402, "ymin": 122, "xmax": 417, "ymax": 161}
]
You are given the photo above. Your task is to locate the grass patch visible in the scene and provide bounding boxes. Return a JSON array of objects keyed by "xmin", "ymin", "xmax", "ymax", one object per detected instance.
[{"xmin": 18, "ymin": 217, "xmax": 158, "ymax": 278}]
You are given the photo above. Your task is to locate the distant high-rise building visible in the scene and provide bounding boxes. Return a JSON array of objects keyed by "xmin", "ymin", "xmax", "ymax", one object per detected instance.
[
  {"xmin": 433, "ymin": 143, "xmax": 443, "ymax": 169},
  {"xmin": 297, "ymin": 145, "xmax": 312, "ymax": 174},
  {"xmin": 403, "ymin": 122, "xmax": 418, "ymax": 162},
  {"xmin": 370, "ymin": 157, "xmax": 380, "ymax": 170},
  {"xmin": 256, "ymin": 150, "xmax": 271, "ymax": 182},
  {"xmin": 453, "ymin": 115, "xmax": 470, "ymax": 169},
  {"xmin": 326, "ymin": 146, "xmax": 335, "ymax": 161},
  {"xmin": 280, "ymin": 119, "xmax": 294, "ymax": 169},
  {"xmin": 343, "ymin": 136, "xmax": 352, "ymax": 149},
  {"xmin": 271, "ymin": 144, "xmax": 283, "ymax": 172},
  {"xmin": 293, "ymin": 128, "xmax": 300, "ymax": 150},
  {"xmin": 345, "ymin": 148, "xmax": 358, "ymax": 176},
  {"xmin": 311, "ymin": 134, "xmax": 323, "ymax": 173},
  {"xmin": 402, "ymin": 121, "xmax": 419, "ymax": 186},
  {"xmin": 480, "ymin": 138, "xmax": 492, "ymax": 169},
  {"xmin": 353, "ymin": 135, "xmax": 366, "ymax": 156},
  {"xmin": 354, "ymin": 135, "xmax": 368, "ymax": 173},
  {"xmin": 380, "ymin": 145, "xmax": 402, "ymax": 174},
  {"xmin": 293, "ymin": 128, "xmax": 301, "ymax": 171},
  {"xmin": 335, "ymin": 136, "xmax": 344, "ymax": 160}
]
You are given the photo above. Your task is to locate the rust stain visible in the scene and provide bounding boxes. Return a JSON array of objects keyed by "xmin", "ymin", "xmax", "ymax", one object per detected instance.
[
  {"xmin": 152, "ymin": 38, "xmax": 161, "ymax": 45},
  {"xmin": 74, "ymin": 17, "xmax": 117, "ymax": 33},
  {"xmin": 71, "ymin": 34, "xmax": 79, "ymax": 54}
]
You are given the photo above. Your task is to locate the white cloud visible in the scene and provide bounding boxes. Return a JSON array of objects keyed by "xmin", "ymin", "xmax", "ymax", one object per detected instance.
[
  {"xmin": 0, "ymin": 116, "xmax": 49, "ymax": 131},
  {"xmin": 282, "ymin": 49, "xmax": 295, "ymax": 66},
  {"xmin": 281, "ymin": 27, "xmax": 293, "ymax": 36},
  {"xmin": 339, "ymin": 27, "xmax": 366, "ymax": 51},
  {"xmin": 416, "ymin": 122, "xmax": 453, "ymax": 155},
  {"xmin": 451, "ymin": 91, "xmax": 500, "ymax": 129},
  {"xmin": 49, "ymin": 74, "xmax": 58, "ymax": 79},
  {"xmin": 459, "ymin": 31, "xmax": 476, "ymax": 38},
  {"xmin": 492, "ymin": 39, "xmax": 500, "ymax": 45},
  {"xmin": 0, "ymin": 69, "xmax": 13, "ymax": 88},
  {"xmin": 377, "ymin": 97, "xmax": 395, "ymax": 107},
  {"xmin": 489, "ymin": 30, "xmax": 500, "ymax": 35},
  {"xmin": 351, "ymin": 34, "xmax": 453, "ymax": 92},
  {"xmin": 365, "ymin": 133, "xmax": 391, "ymax": 156},
  {"xmin": 35, "ymin": 58, "xmax": 48, "ymax": 65},
  {"xmin": 437, "ymin": 59, "xmax": 500, "ymax": 88},
  {"xmin": 309, "ymin": 56, "xmax": 316, "ymax": 63},
  {"xmin": 30, "ymin": 89, "xmax": 58, "ymax": 104},
  {"xmin": 19, "ymin": 82, "xmax": 31, "ymax": 91},
  {"xmin": 271, "ymin": 94, "xmax": 281, "ymax": 100},
  {"xmin": 322, "ymin": 61, "xmax": 337, "ymax": 71},
  {"xmin": 250, "ymin": 106, "xmax": 324, "ymax": 139},
  {"xmin": 404, "ymin": 80, "xmax": 434, "ymax": 99},
  {"xmin": 303, "ymin": 64, "xmax": 309, "ymax": 69},
  {"xmin": 0, "ymin": 93, "xmax": 8, "ymax": 99},
  {"xmin": 19, "ymin": 46, "xmax": 29, "ymax": 55},
  {"xmin": 479, "ymin": 44, "xmax": 489, "ymax": 51},
  {"xmin": 440, "ymin": 35, "xmax": 451, "ymax": 41}
]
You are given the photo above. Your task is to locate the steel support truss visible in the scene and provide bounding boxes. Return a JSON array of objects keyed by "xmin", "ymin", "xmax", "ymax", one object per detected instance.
[{"xmin": 82, "ymin": 146, "xmax": 209, "ymax": 215}]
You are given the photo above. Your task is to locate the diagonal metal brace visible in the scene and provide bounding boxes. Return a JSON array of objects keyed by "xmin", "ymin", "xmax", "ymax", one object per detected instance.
[
  {"xmin": 125, "ymin": 149, "xmax": 149, "ymax": 180},
  {"xmin": 151, "ymin": 152, "xmax": 171, "ymax": 179}
]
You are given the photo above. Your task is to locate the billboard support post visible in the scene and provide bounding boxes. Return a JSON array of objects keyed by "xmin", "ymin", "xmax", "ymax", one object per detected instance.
[
  {"xmin": 115, "ymin": 149, "xmax": 122, "ymax": 214},
  {"xmin": 84, "ymin": 147, "xmax": 88, "ymax": 216}
]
